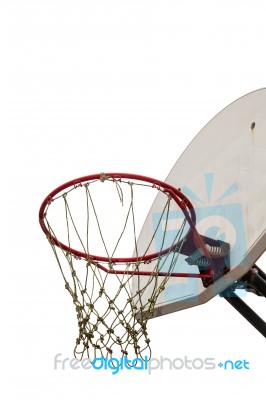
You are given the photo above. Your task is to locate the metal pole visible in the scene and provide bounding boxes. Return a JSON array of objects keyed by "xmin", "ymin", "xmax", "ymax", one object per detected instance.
[
  {"xmin": 221, "ymin": 289, "xmax": 266, "ymax": 338},
  {"xmin": 242, "ymin": 265, "xmax": 266, "ymax": 297}
]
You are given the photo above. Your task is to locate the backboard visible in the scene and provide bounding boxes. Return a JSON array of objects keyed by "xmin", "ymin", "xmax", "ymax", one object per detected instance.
[{"xmin": 133, "ymin": 88, "xmax": 266, "ymax": 318}]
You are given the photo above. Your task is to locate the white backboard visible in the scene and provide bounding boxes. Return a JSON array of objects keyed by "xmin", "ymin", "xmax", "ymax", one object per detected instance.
[{"xmin": 133, "ymin": 88, "xmax": 266, "ymax": 317}]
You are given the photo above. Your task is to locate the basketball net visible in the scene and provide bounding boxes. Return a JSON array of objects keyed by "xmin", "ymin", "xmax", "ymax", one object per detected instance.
[{"xmin": 40, "ymin": 173, "xmax": 194, "ymax": 360}]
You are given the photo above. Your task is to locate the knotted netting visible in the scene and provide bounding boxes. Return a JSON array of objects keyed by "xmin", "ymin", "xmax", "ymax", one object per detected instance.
[{"xmin": 39, "ymin": 173, "xmax": 193, "ymax": 360}]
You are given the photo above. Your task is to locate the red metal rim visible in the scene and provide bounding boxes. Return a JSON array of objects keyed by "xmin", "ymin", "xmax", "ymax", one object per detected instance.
[{"xmin": 39, "ymin": 172, "xmax": 197, "ymax": 263}]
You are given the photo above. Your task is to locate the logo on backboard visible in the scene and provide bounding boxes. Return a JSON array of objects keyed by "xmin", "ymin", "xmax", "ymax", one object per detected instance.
[{"xmin": 152, "ymin": 173, "xmax": 247, "ymax": 302}]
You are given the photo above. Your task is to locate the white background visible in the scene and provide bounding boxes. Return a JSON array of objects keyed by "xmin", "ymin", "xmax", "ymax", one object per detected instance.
[{"xmin": 0, "ymin": 1, "xmax": 265, "ymax": 398}]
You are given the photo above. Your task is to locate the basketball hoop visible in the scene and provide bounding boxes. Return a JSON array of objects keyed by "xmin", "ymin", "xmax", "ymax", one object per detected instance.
[{"xmin": 39, "ymin": 172, "xmax": 214, "ymax": 360}]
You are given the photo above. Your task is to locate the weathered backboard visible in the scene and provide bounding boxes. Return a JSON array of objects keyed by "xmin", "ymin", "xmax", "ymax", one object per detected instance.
[{"xmin": 133, "ymin": 88, "xmax": 266, "ymax": 317}]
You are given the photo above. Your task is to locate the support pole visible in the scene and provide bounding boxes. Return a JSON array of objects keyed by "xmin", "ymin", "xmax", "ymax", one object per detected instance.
[
  {"xmin": 244, "ymin": 265, "xmax": 266, "ymax": 297},
  {"xmin": 221, "ymin": 289, "xmax": 266, "ymax": 338}
]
